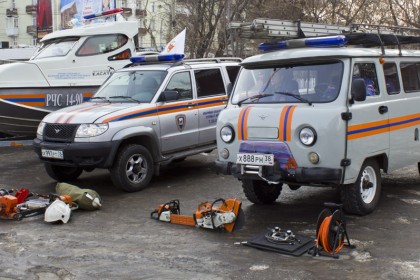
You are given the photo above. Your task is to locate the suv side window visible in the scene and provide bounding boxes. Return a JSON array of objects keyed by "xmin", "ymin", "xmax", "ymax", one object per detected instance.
[
  {"xmin": 165, "ymin": 71, "xmax": 193, "ymax": 100},
  {"xmin": 353, "ymin": 63, "xmax": 380, "ymax": 97},
  {"xmin": 195, "ymin": 68, "xmax": 226, "ymax": 98},
  {"xmin": 383, "ymin": 62, "xmax": 401, "ymax": 95},
  {"xmin": 226, "ymin": 66, "xmax": 240, "ymax": 83}
]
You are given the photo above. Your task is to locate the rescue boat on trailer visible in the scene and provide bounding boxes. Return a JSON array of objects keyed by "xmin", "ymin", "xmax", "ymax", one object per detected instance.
[{"xmin": 0, "ymin": 9, "xmax": 139, "ymax": 137}]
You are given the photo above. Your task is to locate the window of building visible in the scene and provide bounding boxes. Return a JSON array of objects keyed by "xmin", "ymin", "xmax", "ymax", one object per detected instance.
[
  {"xmin": 194, "ymin": 69, "xmax": 226, "ymax": 98},
  {"xmin": 150, "ymin": 19, "xmax": 156, "ymax": 31}
]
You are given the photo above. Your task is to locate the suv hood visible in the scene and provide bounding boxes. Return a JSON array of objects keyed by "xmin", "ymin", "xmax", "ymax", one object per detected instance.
[{"xmin": 42, "ymin": 102, "xmax": 141, "ymax": 124}]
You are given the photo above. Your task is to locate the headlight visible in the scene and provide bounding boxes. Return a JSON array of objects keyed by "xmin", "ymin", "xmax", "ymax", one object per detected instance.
[
  {"xmin": 299, "ymin": 127, "xmax": 316, "ymax": 146},
  {"xmin": 76, "ymin": 123, "xmax": 109, "ymax": 137},
  {"xmin": 220, "ymin": 126, "xmax": 234, "ymax": 143},
  {"xmin": 37, "ymin": 122, "xmax": 46, "ymax": 136}
]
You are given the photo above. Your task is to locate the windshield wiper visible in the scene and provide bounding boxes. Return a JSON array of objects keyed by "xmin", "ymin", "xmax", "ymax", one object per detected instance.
[
  {"xmin": 274, "ymin": 91, "xmax": 312, "ymax": 106},
  {"xmin": 237, "ymin": 93, "xmax": 274, "ymax": 106},
  {"xmin": 108, "ymin": 96, "xmax": 141, "ymax": 103},
  {"xmin": 89, "ymin": 96, "xmax": 109, "ymax": 101}
]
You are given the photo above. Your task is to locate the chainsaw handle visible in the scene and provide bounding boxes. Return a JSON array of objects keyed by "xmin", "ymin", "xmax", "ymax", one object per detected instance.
[
  {"xmin": 211, "ymin": 198, "xmax": 227, "ymax": 208},
  {"xmin": 150, "ymin": 209, "xmax": 159, "ymax": 220},
  {"xmin": 197, "ymin": 202, "xmax": 209, "ymax": 213}
]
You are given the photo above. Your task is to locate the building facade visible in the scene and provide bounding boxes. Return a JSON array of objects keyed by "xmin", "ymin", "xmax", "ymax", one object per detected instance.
[{"xmin": 0, "ymin": 0, "xmax": 38, "ymax": 48}]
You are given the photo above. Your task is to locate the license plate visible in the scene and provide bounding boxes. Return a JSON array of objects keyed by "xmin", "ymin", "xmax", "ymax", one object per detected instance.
[
  {"xmin": 41, "ymin": 149, "xmax": 64, "ymax": 160},
  {"xmin": 237, "ymin": 153, "xmax": 274, "ymax": 166}
]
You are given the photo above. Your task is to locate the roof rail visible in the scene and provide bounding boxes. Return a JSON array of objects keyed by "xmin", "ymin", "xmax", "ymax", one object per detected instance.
[{"xmin": 184, "ymin": 57, "xmax": 242, "ymax": 63}]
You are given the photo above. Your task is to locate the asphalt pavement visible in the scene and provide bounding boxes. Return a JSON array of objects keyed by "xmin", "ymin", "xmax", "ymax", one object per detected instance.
[{"xmin": 0, "ymin": 145, "xmax": 419, "ymax": 280}]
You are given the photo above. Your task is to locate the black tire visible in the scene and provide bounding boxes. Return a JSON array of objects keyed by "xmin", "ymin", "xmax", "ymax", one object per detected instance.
[
  {"xmin": 242, "ymin": 179, "xmax": 282, "ymax": 204},
  {"xmin": 341, "ymin": 159, "xmax": 381, "ymax": 215},
  {"xmin": 288, "ymin": 184, "xmax": 301, "ymax": 191},
  {"xmin": 45, "ymin": 163, "xmax": 83, "ymax": 182},
  {"xmin": 110, "ymin": 144, "xmax": 153, "ymax": 192}
]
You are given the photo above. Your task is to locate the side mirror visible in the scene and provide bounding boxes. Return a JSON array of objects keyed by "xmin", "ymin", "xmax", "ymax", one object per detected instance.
[
  {"xmin": 351, "ymin": 78, "xmax": 366, "ymax": 102},
  {"xmin": 159, "ymin": 90, "xmax": 179, "ymax": 102}
]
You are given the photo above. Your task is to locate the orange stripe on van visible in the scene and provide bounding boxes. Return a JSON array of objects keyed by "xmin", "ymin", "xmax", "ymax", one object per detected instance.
[
  {"xmin": 279, "ymin": 106, "xmax": 296, "ymax": 141},
  {"xmin": 347, "ymin": 112, "xmax": 420, "ymax": 140},
  {"xmin": 238, "ymin": 107, "xmax": 252, "ymax": 140}
]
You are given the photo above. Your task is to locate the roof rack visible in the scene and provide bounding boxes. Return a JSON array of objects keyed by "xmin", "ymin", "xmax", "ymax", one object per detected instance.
[
  {"xmin": 184, "ymin": 57, "xmax": 242, "ymax": 63},
  {"xmin": 229, "ymin": 19, "xmax": 420, "ymax": 55}
]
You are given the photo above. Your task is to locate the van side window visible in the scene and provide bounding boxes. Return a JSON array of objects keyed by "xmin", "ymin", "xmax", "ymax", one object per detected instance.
[
  {"xmin": 194, "ymin": 69, "xmax": 226, "ymax": 98},
  {"xmin": 353, "ymin": 63, "xmax": 379, "ymax": 97},
  {"xmin": 400, "ymin": 63, "xmax": 420, "ymax": 92},
  {"xmin": 165, "ymin": 72, "xmax": 192, "ymax": 100},
  {"xmin": 383, "ymin": 63, "xmax": 401, "ymax": 95}
]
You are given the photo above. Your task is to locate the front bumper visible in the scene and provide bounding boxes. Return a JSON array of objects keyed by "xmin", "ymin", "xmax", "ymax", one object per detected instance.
[
  {"xmin": 215, "ymin": 159, "xmax": 342, "ymax": 185},
  {"xmin": 33, "ymin": 138, "xmax": 120, "ymax": 168}
]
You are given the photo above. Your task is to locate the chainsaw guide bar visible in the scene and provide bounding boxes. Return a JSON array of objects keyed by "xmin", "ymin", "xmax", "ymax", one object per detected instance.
[{"xmin": 151, "ymin": 198, "xmax": 242, "ymax": 232}]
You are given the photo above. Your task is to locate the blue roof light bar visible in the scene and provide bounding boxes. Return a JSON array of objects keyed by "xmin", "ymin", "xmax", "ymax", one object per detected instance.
[
  {"xmin": 130, "ymin": 53, "xmax": 185, "ymax": 63},
  {"xmin": 258, "ymin": 35, "xmax": 348, "ymax": 52}
]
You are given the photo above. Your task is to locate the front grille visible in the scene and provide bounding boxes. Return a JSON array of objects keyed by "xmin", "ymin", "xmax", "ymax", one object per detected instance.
[{"xmin": 44, "ymin": 124, "xmax": 79, "ymax": 142}]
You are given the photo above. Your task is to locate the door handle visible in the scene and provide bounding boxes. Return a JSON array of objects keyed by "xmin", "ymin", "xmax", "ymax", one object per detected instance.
[
  {"xmin": 378, "ymin": 105, "xmax": 388, "ymax": 114},
  {"xmin": 187, "ymin": 102, "xmax": 196, "ymax": 109}
]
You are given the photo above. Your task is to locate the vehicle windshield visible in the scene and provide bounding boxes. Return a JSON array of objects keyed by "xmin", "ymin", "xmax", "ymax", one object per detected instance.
[
  {"xmin": 92, "ymin": 70, "xmax": 167, "ymax": 103},
  {"xmin": 231, "ymin": 61, "xmax": 344, "ymax": 105},
  {"xmin": 32, "ymin": 37, "xmax": 79, "ymax": 60}
]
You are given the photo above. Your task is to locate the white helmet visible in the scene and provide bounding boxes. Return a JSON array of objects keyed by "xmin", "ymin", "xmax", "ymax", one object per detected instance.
[{"xmin": 44, "ymin": 200, "xmax": 72, "ymax": 223}]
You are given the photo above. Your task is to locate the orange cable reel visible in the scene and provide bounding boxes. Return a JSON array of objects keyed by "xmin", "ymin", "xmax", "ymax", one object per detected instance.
[{"xmin": 314, "ymin": 203, "xmax": 351, "ymax": 258}]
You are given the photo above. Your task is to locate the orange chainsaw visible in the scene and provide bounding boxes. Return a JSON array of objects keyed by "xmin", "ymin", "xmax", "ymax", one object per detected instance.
[
  {"xmin": 151, "ymin": 198, "xmax": 243, "ymax": 232},
  {"xmin": 0, "ymin": 190, "xmax": 73, "ymax": 221}
]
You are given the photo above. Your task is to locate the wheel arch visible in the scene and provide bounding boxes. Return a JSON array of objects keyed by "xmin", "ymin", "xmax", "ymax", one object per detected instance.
[
  {"xmin": 367, "ymin": 153, "xmax": 388, "ymax": 173},
  {"xmin": 111, "ymin": 127, "xmax": 161, "ymax": 162}
]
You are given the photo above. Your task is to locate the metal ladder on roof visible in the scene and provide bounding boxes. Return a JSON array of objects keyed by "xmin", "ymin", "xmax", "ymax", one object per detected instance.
[
  {"xmin": 229, "ymin": 19, "xmax": 420, "ymax": 55},
  {"xmin": 229, "ymin": 18, "xmax": 420, "ymax": 40}
]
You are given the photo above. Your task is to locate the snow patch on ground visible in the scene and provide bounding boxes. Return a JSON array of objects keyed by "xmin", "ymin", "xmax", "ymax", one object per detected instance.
[
  {"xmin": 349, "ymin": 239, "xmax": 374, "ymax": 262},
  {"xmin": 394, "ymin": 217, "xmax": 411, "ymax": 224},
  {"xmin": 392, "ymin": 260, "xmax": 420, "ymax": 280},
  {"xmin": 249, "ymin": 265, "xmax": 269, "ymax": 271},
  {"xmin": 401, "ymin": 199, "xmax": 420, "ymax": 205}
]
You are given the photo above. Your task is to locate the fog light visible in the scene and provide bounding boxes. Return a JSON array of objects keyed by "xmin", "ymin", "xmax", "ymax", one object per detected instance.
[
  {"xmin": 220, "ymin": 148, "xmax": 229, "ymax": 159},
  {"xmin": 308, "ymin": 152, "xmax": 319, "ymax": 164}
]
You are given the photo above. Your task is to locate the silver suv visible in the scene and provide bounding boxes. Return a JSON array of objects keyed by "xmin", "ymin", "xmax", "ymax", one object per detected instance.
[{"xmin": 34, "ymin": 55, "xmax": 241, "ymax": 192}]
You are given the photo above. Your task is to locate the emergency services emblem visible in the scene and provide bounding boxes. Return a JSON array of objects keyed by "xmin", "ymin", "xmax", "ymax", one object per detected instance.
[{"xmin": 176, "ymin": 114, "xmax": 186, "ymax": 132}]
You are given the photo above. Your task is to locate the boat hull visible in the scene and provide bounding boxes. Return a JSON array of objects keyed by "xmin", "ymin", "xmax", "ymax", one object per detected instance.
[{"xmin": 0, "ymin": 87, "xmax": 97, "ymax": 136}]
